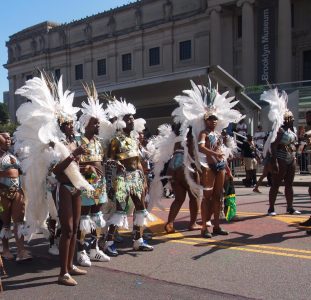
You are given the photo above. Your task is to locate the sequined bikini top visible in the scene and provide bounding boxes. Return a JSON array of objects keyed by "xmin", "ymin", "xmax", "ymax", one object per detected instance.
[
  {"xmin": 78, "ymin": 136, "xmax": 104, "ymax": 163},
  {"xmin": 0, "ymin": 151, "xmax": 21, "ymax": 171},
  {"xmin": 280, "ymin": 129, "xmax": 297, "ymax": 146}
]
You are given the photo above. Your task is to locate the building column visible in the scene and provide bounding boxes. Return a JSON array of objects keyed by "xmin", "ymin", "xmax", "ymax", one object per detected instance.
[
  {"xmin": 277, "ymin": 0, "xmax": 292, "ymax": 83},
  {"xmin": 209, "ymin": 6, "xmax": 222, "ymax": 66},
  {"xmin": 237, "ymin": 0, "xmax": 255, "ymax": 85},
  {"xmin": 8, "ymin": 75, "xmax": 16, "ymax": 122}
]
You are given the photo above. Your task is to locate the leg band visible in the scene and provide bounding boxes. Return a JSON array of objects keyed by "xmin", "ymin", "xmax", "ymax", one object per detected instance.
[
  {"xmin": 79, "ymin": 215, "xmax": 93, "ymax": 234},
  {"xmin": 134, "ymin": 209, "xmax": 156, "ymax": 227},
  {"xmin": 0, "ymin": 227, "xmax": 11, "ymax": 239},
  {"xmin": 108, "ymin": 212, "xmax": 128, "ymax": 229},
  {"xmin": 91, "ymin": 211, "xmax": 106, "ymax": 229}
]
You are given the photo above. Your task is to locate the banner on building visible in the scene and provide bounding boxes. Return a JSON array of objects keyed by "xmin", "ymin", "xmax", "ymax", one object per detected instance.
[{"xmin": 257, "ymin": 0, "xmax": 277, "ymax": 84}]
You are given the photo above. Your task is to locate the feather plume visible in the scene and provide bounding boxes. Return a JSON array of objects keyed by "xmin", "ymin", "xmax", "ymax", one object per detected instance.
[
  {"xmin": 147, "ymin": 124, "xmax": 178, "ymax": 211},
  {"xmin": 14, "ymin": 73, "xmax": 91, "ymax": 238},
  {"xmin": 260, "ymin": 88, "xmax": 288, "ymax": 157},
  {"xmin": 79, "ymin": 81, "xmax": 108, "ymax": 131}
]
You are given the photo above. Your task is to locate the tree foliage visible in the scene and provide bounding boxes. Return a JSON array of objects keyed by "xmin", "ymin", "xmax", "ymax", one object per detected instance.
[
  {"xmin": 0, "ymin": 103, "xmax": 9, "ymax": 124},
  {"xmin": 0, "ymin": 122, "xmax": 17, "ymax": 135}
]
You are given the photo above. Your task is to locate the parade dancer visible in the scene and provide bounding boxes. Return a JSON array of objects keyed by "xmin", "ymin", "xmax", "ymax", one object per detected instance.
[
  {"xmin": 104, "ymin": 99, "xmax": 154, "ymax": 256},
  {"xmin": 76, "ymin": 83, "xmax": 110, "ymax": 266},
  {"xmin": 15, "ymin": 73, "xmax": 93, "ymax": 286},
  {"xmin": 260, "ymin": 88, "xmax": 301, "ymax": 216},
  {"xmin": 148, "ymin": 123, "xmax": 201, "ymax": 234},
  {"xmin": 172, "ymin": 80, "xmax": 243, "ymax": 238},
  {"xmin": 0, "ymin": 132, "xmax": 31, "ymax": 262}
]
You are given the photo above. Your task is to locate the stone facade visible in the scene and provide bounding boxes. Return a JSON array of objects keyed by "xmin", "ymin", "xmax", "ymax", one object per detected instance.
[{"xmin": 4, "ymin": 0, "xmax": 311, "ymax": 132}]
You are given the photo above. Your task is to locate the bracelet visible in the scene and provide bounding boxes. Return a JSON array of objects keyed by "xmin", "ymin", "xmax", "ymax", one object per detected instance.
[{"xmin": 68, "ymin": 153, "xmax": 75, "ymax": 160}]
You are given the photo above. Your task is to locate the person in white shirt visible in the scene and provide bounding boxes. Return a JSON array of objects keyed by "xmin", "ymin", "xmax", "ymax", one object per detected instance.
[{"xmin": 236, "ymin": 119, "xmax": 248, "ymax": 137}]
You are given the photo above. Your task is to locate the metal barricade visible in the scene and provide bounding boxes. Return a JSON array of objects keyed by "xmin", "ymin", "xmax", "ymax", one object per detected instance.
[{"xmin": 297, "ymin": 150, "xmax": 311, "ymax": 174}]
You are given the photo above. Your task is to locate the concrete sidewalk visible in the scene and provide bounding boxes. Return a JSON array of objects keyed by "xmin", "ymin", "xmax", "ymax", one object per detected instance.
[{"xmin": 233, "ymin": 173, "xmax": 311, "ymax": 186}]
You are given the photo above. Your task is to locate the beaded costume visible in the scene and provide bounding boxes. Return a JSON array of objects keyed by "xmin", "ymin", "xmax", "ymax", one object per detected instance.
[{"xmin": 103, "ymin": 98, "xmax": 154, "ymax": 256}]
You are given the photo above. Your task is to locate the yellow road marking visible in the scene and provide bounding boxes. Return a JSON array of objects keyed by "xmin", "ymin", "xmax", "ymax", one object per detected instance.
[
  {"xmin": 182, "ymin": 237, "xmax": 311, "ymax": 254},
  {"xmin": 168, "ymin": 239, "xmax": 311, "ymax": 260},
  {"xmin": 148, "ymin": 214, "xmax": 311, "ymax": 260}
]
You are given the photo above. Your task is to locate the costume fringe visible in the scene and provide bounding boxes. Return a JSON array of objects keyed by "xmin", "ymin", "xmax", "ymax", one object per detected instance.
[
  {"xmin": 0, "ymin": 228, "xmax": 11, "ymax": 239},
  {"xmin": 134, "ymin": 210, "xmax": 156, "ymax": 227},
  {"xmin": 91, "ymin": 211, "xmax": 106, "ymax": 228},
  {"xmin": 79, "ymin": 215, "xmax": 94, "ymax": 233},
  {"xmin": 108, "ymin": 212, "xmax": 129, "ymax": 229},
  {"xmin": 16, "ymin": 223, "xmax": 28, "ymax": 239}
]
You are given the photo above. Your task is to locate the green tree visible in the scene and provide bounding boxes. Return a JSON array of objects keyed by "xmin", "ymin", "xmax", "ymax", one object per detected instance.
[
  {"xmin": 0, "ymin": 122, "xmax": 17, "ymax": 135},
  {"xmin": 0, "ymin": 102, "xmax": 9, "ymax": 124}
]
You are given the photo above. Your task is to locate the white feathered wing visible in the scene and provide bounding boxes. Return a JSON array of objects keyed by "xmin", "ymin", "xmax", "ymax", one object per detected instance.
[{"xmin": 15, "ymin": 74, "xmax": 93, "ymax": 238}]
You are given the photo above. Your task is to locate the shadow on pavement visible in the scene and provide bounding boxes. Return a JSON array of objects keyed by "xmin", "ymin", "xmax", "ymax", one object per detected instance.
[
  {"xmin": 2, "ymin": 239, "xmax": 59, "ymax": 291},
  {"xmin": 191, "ymin": 227, "xmax": 308, "ymax": 260}
]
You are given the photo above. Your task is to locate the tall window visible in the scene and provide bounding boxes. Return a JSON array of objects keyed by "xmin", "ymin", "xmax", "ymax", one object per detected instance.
[
  {"xmin": 97, "ymin": 59, "xmax": 106, "ymax": 76},
  {"xmin": 75, "ymin": 64, "xmax": 83, "ymax": 80},
  {"xmin": 122, "ymin": 53, "xmax": 132, "ymax": 71},
  {"xmin": 25, "ymin": 74, "xmax": 33, "ymax": 81},
  {"xmin": 54, "ymin": 69, "xmax": 61, "ymax": 81},
  {"xmin": 179, "ymin": 40, "xmax": 191, "ymax": 61},
  {"xmin": 149, "ymin": 47, "xmax": 160, "ymax": 66},
  {"xmin": 303, "ymin": 50, "xmax": 311, "ymax": 81}
]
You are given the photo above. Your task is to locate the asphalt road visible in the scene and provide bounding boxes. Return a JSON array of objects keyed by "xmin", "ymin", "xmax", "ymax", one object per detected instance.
[{"xmin": 2, "ymin": 185, "xmax": 311, "ymax": 300}]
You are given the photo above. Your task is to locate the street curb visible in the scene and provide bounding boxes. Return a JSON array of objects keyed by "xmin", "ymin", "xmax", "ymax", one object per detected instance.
[{"xmin": 233, "ymin": 180, "xmax": 310, "ymax": 187}]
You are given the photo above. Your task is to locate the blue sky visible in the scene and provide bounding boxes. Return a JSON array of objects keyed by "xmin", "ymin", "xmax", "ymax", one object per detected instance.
[{"xmin": 0, "ymin": 0, "xmax": 132, "ymax": 102}]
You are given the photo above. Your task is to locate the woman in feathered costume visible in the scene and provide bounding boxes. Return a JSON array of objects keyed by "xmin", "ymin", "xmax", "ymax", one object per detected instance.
[
  {"xmin": 0, "ymin": 132, "xmax": 30, "ymax": 262},
  {"xmin": 15, "ymin": 73, "xmax": 93, "ymax": 286},
  {"xmin": 147, "ymin": 122, "xmax": 201, "ymax": 234},
  {"xmin": 173, "ymin": 80, "xmax": 243, "ymax": 238},
  {"xmin": 260, "ymin": 88, "xmax": 301, "ymax": 216},
  {"xmin": 75, "ymin": 82, "xmax": 110, "ymax": 267},
  {"xmin": 103, "ymin": 98, "xmax": 154, "ymax": 256}
]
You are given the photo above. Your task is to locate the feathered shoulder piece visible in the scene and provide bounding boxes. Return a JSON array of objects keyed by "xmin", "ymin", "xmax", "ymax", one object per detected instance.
[
  {"xmin": 260, "ymin": 87, "xmax": 288, "ymax": 142},
  {"xmin": 79, "ymin": 81, "xmax": 108, "ymax": 131},
  {"xmin": 260, "ymin": 87, "xmax": 292, "ymax": 156},
  {"xmin": 14, "ymin": 72, "xmax": 92, "ymax": 238},
  {"xmin": 147, "ymin": 124, "xmax": 179, "ymax": 211}
]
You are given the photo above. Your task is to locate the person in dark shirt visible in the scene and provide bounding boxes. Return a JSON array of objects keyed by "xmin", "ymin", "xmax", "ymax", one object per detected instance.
[{"xmin": 241, "ymin": 135, "xmax": 258, "ymax": 187}]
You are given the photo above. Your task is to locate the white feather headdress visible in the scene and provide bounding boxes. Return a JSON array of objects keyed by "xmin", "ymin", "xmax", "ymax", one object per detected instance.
[
  {"xmin": 173, "ymin": 80, "xmax": 244, "ymax": 134},
  {"xmin": 105, "ymin": 98, "xmax": 136, "ymax": 129},
  {"xmin": 79, "ymin": 82, "xmax": 108, "ymax": 132}
]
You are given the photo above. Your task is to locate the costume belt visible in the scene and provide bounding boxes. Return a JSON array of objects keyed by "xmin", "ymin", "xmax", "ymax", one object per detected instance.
[
  {"xmin": 79, "ymin": 154, "xmax": 103, "ymax": 163},
  {"xmin": 0, "ymin": 186, "xmax": 20, "ymax": 200},
  {"xmin": 0, "ymin": 177, "xmax": 21, "ymax": 200},
  {"xmin": 81, "ymin": 175, "xmax": 106, "ymax": 204}
]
